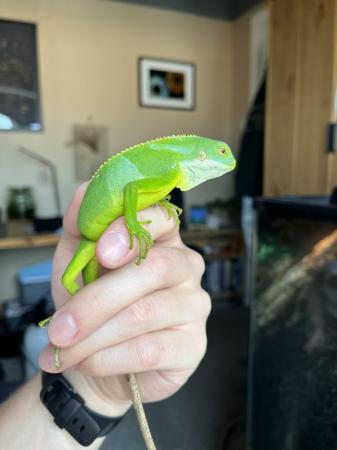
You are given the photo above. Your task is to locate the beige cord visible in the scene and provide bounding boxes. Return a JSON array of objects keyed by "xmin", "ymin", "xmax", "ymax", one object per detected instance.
[{"xmin": 126, "ymin": 373, "xmax": 157, "ymax": 450}]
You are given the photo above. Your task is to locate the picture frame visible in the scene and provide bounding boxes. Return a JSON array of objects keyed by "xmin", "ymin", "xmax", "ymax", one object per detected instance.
[
  {"xmin": 138, "ymin": 57, "xmax": 195, "ymax": 110},
  {"xmin": 0, "ymin": 19, "xmax": 42, "ymax": 131}
]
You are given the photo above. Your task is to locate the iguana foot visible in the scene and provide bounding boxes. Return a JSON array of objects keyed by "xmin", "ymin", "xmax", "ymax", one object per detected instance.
[
  {"xmin": 38, "ymin": 317, "xmax": 61, "ymax": 369},
  {"xmin": 127, "ymin": 221, "xmax": 153, "ymax": 264},
  {"xmin": 62, "ymin": 272, "xmax": 81, "ymax": 296},
  {"xmin": 158, "ymin": 195, "xmax": 183, "ymax": 225},
  {"xmin": 54, "ymin": 346, "xmax": 61, "ymax": 369},
  {"xmin": 38, "ymin": 315, "xmax": 52, "ymax": 328}
]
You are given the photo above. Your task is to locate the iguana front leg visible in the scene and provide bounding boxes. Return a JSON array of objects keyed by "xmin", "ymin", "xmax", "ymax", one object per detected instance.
[{"xmin": 124, "ymin": 170, "xmax": 181, "ymax": 264}]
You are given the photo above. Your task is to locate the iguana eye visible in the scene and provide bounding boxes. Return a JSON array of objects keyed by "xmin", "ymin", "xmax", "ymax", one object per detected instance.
[
  {"xmin": 199, "ymin": 151, "xmax": 207, "ymax": 161},
  {"xmin": 219, "ymin": 147, "xmax": 227, "ymax": 155}
]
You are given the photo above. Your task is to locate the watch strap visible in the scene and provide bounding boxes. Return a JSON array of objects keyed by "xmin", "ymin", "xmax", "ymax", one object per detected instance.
[{"xmin": 40, "ymin": 371, "xmax": 123, "ymax": 447}]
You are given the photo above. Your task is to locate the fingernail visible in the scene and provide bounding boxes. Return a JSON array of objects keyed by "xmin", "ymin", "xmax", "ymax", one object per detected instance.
[
  {"xmin": 48, "ymin": 311, "xmax": 78, "ymax": 346},
  {"xmin": 99, "ymin": 232, "xmax": 129, "ymax": 263},
  {"xmin": 39, "ymin": 345, "xmax": 58, "ymax": 372}
]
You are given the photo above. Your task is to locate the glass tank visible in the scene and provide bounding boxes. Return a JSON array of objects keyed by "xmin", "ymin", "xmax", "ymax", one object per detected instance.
[{"xmin": 247, "ymin": 196, "xmax": 337, "ymax": 450}]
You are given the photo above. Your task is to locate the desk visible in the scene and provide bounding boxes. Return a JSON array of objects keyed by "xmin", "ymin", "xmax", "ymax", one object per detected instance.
[
  {"xmin": 0, "ymin": 229, "xmax": 241, "ymax": 253},
  {"xmin": 0, "ymin": 234, "xmax": 59, "ymax": 302},
  {"xmin": 181, "ymin": 229, "xmax": 243, "ymax": 301},
  {"xmin": 0, "ymin": 233, "xmax": 60, "ymax": 250},
  {"xmin": 181, "ymin": 229, "xmax": 242, "ymax": 260}
]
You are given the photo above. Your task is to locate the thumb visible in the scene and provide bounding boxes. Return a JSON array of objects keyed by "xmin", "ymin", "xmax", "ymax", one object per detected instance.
[{"xmin": 97, "ymin": 229, "xmax": 131, "ymax": 268}]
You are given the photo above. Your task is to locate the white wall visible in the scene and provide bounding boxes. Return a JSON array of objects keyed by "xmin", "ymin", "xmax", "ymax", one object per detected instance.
[
  {"xmin": 0, "ymin": 0, "xmax": 236, "ymax": 220},
  {"xmin": 0, "ymin": 0, "xmax": 268, "ymax": 302}
]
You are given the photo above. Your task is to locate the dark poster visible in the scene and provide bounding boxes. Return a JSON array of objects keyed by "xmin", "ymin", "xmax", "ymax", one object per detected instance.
[{"xmin": 0, "ymin": 19, "xmax": 42, "ymax": 131}]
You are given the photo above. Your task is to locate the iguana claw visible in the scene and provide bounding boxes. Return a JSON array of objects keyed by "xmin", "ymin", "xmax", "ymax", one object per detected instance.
[{"xmin": 127, "ymin": 221, "xmax": 153, "ymax": 264}]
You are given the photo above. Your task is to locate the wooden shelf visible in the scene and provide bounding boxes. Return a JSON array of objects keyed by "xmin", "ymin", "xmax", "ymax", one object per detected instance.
[
  {"xmin": 0, "ymin": 228, "xmax": 241, "ymax": 252},
  {"xmin": 181, "ymin": 228, "xmax": 242, "ymax": 258},
  {"xmin": 181, "ymin": 228, "xmax": 240, "ymax": 240},
  {"xmin": 0, "ymin": 233, "xmax": 60, "ymax": 250}
]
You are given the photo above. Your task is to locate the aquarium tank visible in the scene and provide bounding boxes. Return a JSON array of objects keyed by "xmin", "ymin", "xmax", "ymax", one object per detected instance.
[{"xmin": 247, "ymin": 196, "xmax": 337, "ymax": 450}]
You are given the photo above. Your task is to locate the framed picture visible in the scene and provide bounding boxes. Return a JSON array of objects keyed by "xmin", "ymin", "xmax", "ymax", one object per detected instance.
[
  {"xmin": 138, "ymin": 57, "xmax": 195, "ymax": 110},
  {"xmin": 0, "ymin": 19, "xmax": 42, "ymax": 131}
]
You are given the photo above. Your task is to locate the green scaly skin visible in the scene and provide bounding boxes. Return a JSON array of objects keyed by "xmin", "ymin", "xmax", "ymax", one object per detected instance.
[{"xmin": 39, "ymin": 134, "xmax": 236, "ymax": 448}]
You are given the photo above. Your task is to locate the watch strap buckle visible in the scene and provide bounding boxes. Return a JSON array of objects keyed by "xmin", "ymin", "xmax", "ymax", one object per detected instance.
[{"xmin": 40, "ymin": 372, "xmax": 122, "ymax": 447}]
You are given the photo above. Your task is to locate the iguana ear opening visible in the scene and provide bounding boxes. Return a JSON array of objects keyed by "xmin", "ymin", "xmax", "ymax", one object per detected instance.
[{"xmin": 198, "ymin": 151, "xmax": 207, "ymax": 161}]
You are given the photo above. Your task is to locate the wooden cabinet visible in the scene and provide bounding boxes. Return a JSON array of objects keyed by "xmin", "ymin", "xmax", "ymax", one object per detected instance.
[{"xmin": 264, "ymin": 0, "xmax": 337, "ymax": 196}]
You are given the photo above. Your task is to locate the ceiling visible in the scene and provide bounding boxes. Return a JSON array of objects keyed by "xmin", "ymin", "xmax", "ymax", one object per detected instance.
[{"xmin": 112, "ymin": 0, "xmax": 264, "ymax": 21}]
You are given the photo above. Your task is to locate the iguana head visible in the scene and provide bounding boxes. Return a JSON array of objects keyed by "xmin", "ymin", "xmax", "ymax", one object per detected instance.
[{"xmin": 174, "ymin": 135, "xmax": 236, "ymax": 191}]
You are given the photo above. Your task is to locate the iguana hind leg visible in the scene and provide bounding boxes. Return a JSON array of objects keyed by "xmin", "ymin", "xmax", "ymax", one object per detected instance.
[
  {"xmin": 62, "ymin": 237, "xmax": 96, "ymax": 295},
  {"xmin": 53, "ymin": 244, "xmax": 99, "ymax": 369},
  {"xmin": 39, "ymin": 238, "xmax": 97, "ymax": 329},
  {"xmin": 82, "ymin": 256, "xmax": 100, "ymax": 285}
]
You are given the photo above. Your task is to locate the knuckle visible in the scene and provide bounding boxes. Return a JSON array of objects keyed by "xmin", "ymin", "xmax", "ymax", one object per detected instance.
[
  {"xmin": 80, "ymin": 353, "xmax": 106, "ymax": 377},
  {"xmin": 125, "ymin": 297, "xmax": 159, "ymax": 328},
  {"xmin": 194, "ymin": 332, "xmax": 208, "ymax": 362},
  {"xmin": 87, "ymin": 289, "xmax": 103, "ymax": 316},
  {"xmin": 93, "ymin": 351, "xmax": 111, "ymax": 376},
  {"xmin": 191, "ymin": 290, "xmax": 212, "ymax": 321},
  {"xmin": 84, "ymin": 282, "xmax": 103, "ymax": 311},
  {"xmin": 133, "ymin": 334, "xmax": 162, "ymax": 370},
  {"xmin": 86, "ymin": 283, "xmax": 115, "ymax": 317},
  {"xmin": 186, "ymin": 289, "xmax": 211, "ymax": 322},
  {"xmin": 200, "ymin": 290, "xmax": 212, "ymax": 318},
  {"xmin": 189, "ymin": 249, "xmax": 206, "ymax": 277},
  {"xmin": 145, "ymin": 248, "xmax": 174, "ymax": 284}
]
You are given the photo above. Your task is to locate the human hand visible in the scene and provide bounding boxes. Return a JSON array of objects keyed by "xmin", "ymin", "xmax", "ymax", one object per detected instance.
[{"xmin": 39, "ymin": 183, "xmax": 211, "ymax": 417}]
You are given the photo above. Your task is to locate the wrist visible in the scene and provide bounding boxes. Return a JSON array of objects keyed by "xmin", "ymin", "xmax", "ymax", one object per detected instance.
[
  {"xmin": 63, "ymin": 370, "xmax": 131, "ymax": 418},
  {"xmin": 0, "ymin": 374, "xmax": 103, "ymax": 450}
]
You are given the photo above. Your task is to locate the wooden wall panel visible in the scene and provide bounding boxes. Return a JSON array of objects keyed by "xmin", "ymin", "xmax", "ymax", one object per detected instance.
[
  {"xmin": 264, "ymin": 0, "xmax": 300, "ymax": 195},
  {"xmin": 327, "ymin": 154, "xmax": 337, "ymax": 192},
  {"xmin": 293, "ymin": 0, "xmax": 336, "ymax": 194},
  {"xmin": 264, "ymin": 0, "xmax": 337, "ymax": 196},
  {"xmin": 327, "ymin": 2, "xmax": 337, "ymax": 193}
]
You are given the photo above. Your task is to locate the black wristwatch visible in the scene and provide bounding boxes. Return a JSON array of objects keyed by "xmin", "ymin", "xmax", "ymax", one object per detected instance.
[{"xmin": 40, "ymin": 371, "xmax": 124, "ymax": 447}]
